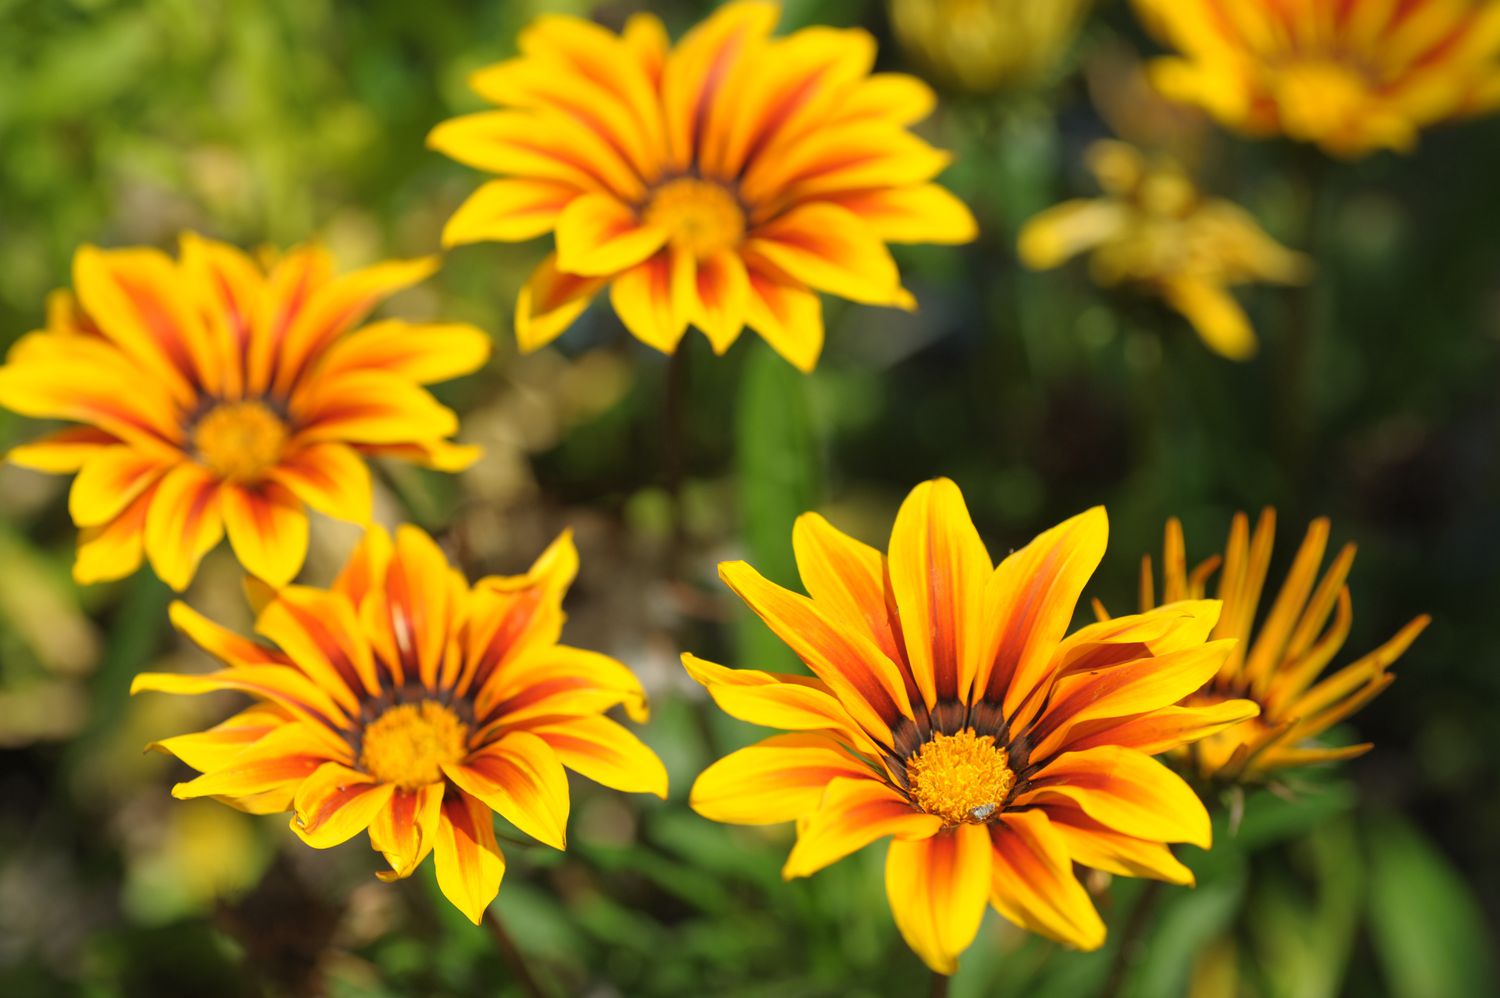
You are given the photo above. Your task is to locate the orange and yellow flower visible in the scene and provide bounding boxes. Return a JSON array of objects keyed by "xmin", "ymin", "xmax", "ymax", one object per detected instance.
[
  {"xmin": 429, "ymin": 1, "xmax": 976, "ymax": 372},
  {"xmin": 1121, "ymin": 510, "xmax": 1430, "ymax": 781},
  {"xmin": 132, "ymin": 524, "xmax": 666, "ymax": 923},
  {"xmin": 686, "ymin": 479, "xmax": 1257, "ymax": 973},
  {"xmin": 1132, "ymin": 0, "xmax": 1500, "ymax": 157},
  {"xmin": 0, "ymin": 235, "xmax": 488, "ymax": 591},
  {"xmin": 1019, "ymin": 139, "xmax": 1310, "ymax": 360},
  {"xmin": 889, "ymin": 0, "xmax": 1092, "ymax": 94}
]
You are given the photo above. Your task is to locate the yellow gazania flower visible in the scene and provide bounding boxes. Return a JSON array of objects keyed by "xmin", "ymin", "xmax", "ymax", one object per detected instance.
[
  {"xmin": 1019, "ymin": 140, "xmax": 1310, "ymax": 360},
  {"xmin": 1123, "ymin": 510, "xmax": 1430, "ymax": 782},
  {"xmin": 1132, "ymin": 0, "xmax": 1500, "ymax": 157},
  {"xmin": 889, "ymin": 0, "xmax": 1092, "ymax": 94},
  {"xmin": 428, "ymin": 1, "xmax": 977, "ymax": 372},
  {"xmin": 0, "ymin": 235, "xmax": 489, "ymax": 592},
  {"xmin": 686, "ymin": 479, "xmax": 1257, "ymax": 973},
  {"xmin": 132, "ymin": 524, "xmax": 667, "ymax": 923}
]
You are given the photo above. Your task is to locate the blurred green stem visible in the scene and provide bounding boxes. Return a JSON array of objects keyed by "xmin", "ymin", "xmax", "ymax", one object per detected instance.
[
  {"xmin": 484, "ymin": 910, "xmax": 549, "ymax": 998},
  {"xmin": 930, "ymin": 968, "xmax": 950, "ymax": 998},
  {"xmin": 1102, "ymin": 878, "xmax": 1165, "ymax": 998},
  {"xmin": 1278, "ymin": 150, "xmax": 1334, "ymax": 474},
  {"xmin": 663, "ymin": 337, "xmax": 691, "ymax": 575}
]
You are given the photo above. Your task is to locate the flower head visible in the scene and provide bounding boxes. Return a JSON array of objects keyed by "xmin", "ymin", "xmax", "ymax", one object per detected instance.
[
  {"xmin": 429, "ymin": 1, "xmax": 977, "ymax": 372},
  {"xmin": 0, "ymin": 235, "xmax": 489, "ymax": 591},
  {"xmin": 889, "ymin": 0, "xmax": 1092, "ymax": 94},
  {"xmin": 686, "ymin": 479, "xmax": 1254, "ymax": 973},
  {"xmin": 1019, "ymin": 140, "xmax": 1310, "ymax": 360},
  {"xmin": 1124, "ymin": 511, "xmax": 1430, "ymax": 782},
  {"xmin": 132, "ymin": 525, "xmax": 667, "ymax": 923},
  {"xmin": 1132, "ymin": 0, "xmax": 1500, "ymax": 157}
]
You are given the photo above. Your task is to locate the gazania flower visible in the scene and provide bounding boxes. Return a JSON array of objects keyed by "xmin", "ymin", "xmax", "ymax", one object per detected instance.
[
  {"xmin": 889, "ymin": 0, "xmax": 1092, "ymax": 94},
  {"xmin": 132, "ymin": 525, "xmax": 667, "ymax": 923},
  {"xmin": 0, "ymin": 235, "xmax": 489, "ymax": 591},
  {"xmin": 1120, "ymin": 510, "xmax": 1430, "ymax": 781},
  {"xmin": 428, "ymin": 1, "xmax": 976, "ymax": 372},
  {"xmin": 1132, "ymin": 0, "xmax": 1500, "ymax": 157},
  {"xmin": 686, "ymin": 479, "xmax": 1256, "ymax": 973},
  {"xmin": 1019, "ymin": 140, "xmax": 1310, "ymax": 360}
]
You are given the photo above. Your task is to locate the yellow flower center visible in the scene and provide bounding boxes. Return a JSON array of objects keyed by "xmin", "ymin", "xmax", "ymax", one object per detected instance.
[
  {"xmin": 906, "ymin": 729, "xmax": 1015, "ymax": 825},
  {"xmin": 191, "ymin": 401, "xmax": 288, "ymax": 483},
  {"xmin": 644, "ymin": 178, "xmax": 745, "ymax": 258},
  {"xmin": 1273, "ymin": 60, "xmax": 1372, "ymax": 143},
  {"xmin": 359, "ymin": 701, "xmax": 469, "ymax": 791}
]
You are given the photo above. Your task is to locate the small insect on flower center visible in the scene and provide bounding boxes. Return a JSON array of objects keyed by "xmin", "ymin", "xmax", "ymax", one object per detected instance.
[
  {"xmin": 906, "ymin": 729, "xmax": 1015, "ymax": 826},
  {"xmin": 359, "ymin": 701, "xmax": 469, "ymax": 791},
  {"xmin": 191, "ymin": 400, "xmax": 288, "ymax": 483},
  {"xmin": 644, "ymin": 178, "xmax": 746, "ymax": 258}
]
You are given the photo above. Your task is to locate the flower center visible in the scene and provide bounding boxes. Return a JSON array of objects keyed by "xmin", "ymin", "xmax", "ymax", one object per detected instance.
[
  {"xmin": 1272, "ymin": 59, "xmax": 1372, "ymax": 143},
  {"xmin": 643, "ymin": 178, "xmax": 745, "ymax": 258},
  {"xmin": 359, "ymin": 701, "xmax": 469, "ymax": 790},
  {"xmin": 906, "ymin": 729, "xmax": 1015, "ymax": 825},
  {"xmin": 191, "ymin": 401, "xmax": 288, "ymax": 483}
]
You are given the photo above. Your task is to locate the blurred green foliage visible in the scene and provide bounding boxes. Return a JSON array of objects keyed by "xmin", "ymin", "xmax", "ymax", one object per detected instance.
[{"xmin": 2, "ymin": 1, "xmax": 1499, "ymax": 996}]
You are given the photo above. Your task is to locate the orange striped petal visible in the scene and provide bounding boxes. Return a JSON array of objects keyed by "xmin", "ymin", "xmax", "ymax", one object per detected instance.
[
  {"xmin": 837, "ymin": 73, "xmax": 936, "ymax": 126},
  {"xmin": 744, "ymin": 259, "xmax": 823, "ymax": 372},
  {"xmin": 719, "ymin": 559, "xmax": 914, "ymax": 748},
  {"xmin": 148, "ymin": 704, "xmax": 291, "ymax": 772},
  {"xmin": 178, "ymin": 232, "xmax": 263, "ymax": 398},
  {"xmin": 292, "ymin": 370, "xmax": 459, "ymax": 445},
  {"xmin": 745, "ymin": 203, "xmax": 905, "ymax": 307},
  {"xmin": 689, "ymin": 249, "xmax": 751, "ymax": 354},
  {"xmin": 442, "ymin": 178, "xmax": 582, "ymax": 246},
  {"xmin": 521, "ymin": 714, "xmax": 668, "ymax": 798},
  {"xmin": 1016, "ymin": 745, "xmax": 1211, "ymax": 848},
  {"xmin": 333, "ymin": 524, "xmax": 391, "ymax": 608},
  {"xmin": 292, "ymin": 761, "xmax": 395, "ymax": 848},
  {"xmin": 382, "ymin": 525, "xmax": 461, "ymax": 691},
  {"xmin": 690, "ymin": 732, "xmax": 875, "ymax": 825},
  {"xmin": 172, "ymin": 723, "xmax": 343, "ymax": 800},
  {"xmin": 370, "ymin": 784, "xmax": 444, "ymax": 881},
  {"xmin": 827, "ymin": 185, "xmax": 978, "ymax": 245},
  {"xmin": 427, "ymin": 110, "xmax": 646, "ymax": 202},
  {"xmin": 783, "ymin": 776, "xmax": 942, "ymax": 878},
  {"xmin": 515, "ymin": 253, "xmax": 608, "ymax": 352},
  {"xmin": 433, "ymin": 789, "xmax": 505, "ymax": 924},
  {"xmin": 885, "ymin": 823, "xmax": 992, "ymax": 975},
  {"xmin": 743, "ymin": 122, "xmax": 950, "ymax": 210},
  {"xmin": 362, "ymin": 439, "xmax": 482, "ymax": 473},
  {"xmin": 270, "ymin": 442, "xmax": 373, "ymax": 526},
  {"xmin": 247, "ymin": 245, "xmax": 335, "ymax": 397},
  {"xmin": 68, "ymin": 448, "xmax": 169, "ymax": 527},
  {"xmin": 661, "ymin": 1, "xmax": 780, "ymax": 171},
  {"xmin": 556, "ymin": 193, "xmax": 668, "ymax": 277},
  {"xmin": 988, "ymin": 810, "xmax": 1106, "ymax": 949},
  {"xmin": 886, "ymin": 478, "xmax": 992, "ymax": 714},
  {"xmin": 255, "ymin": 586, "xmax": 381, "ymax": 705},
  {"xmin": 445, "ymin": 731, "xmax": 569, "ymax": 850},
  {"xmin": 74, "ymin": 485, "xmax": 153, "ymax": 586},
  {"xmin": 609, "ymin": 246, "xmax": 694, "ymax": 353},
  {"xmin": 221, "ymin": 481, "xmax": 309, "ymax": 589},
  {"xmin": 318, "ymin": 320, "xmax": 491, "ymax": 386},
  {"xmin": 144, "ymin": 464, "xmax": 224, "ymax": 592},
  {"xmin": 976, "ymin": 506, "xmax": 1108, "ymax": 726},
  {"xmin": 476, "ymin": 646, "xmax": 647, "ymax": 729},
  {"xmin": 7, "ymin": 427, "xmax": 119, "ymax": 473},
  {"xmin": 680, "ymin": 653, "xmax": 868, "ymax": 746},
  {"xmin": 792, "ymin": 512, "xmax": 905, "ymax": 667},
  {"xmin": 1066, "ymin": 699, "xmax": 1261, "ymax": 757},
  {"xmin": 1044, "ymin": 806, "xmax": 1195, "ymax": 886},
  {"xmin": 131, "ymin": 665, "xmax": 354, "ymax": 740},
  {"xmin": 169, "ymin": 600, "xmax": 285, "ymax": 668},
  {"xmin": 462, "ymin": 530, "xmax": 576, "ymax": 702},
  {"xmin": 1057, "ymin": 600, "xmax": 1223, "ymax": 674}
]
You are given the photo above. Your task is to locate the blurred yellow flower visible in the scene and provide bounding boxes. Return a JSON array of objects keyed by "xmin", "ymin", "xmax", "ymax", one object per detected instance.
[
  {"xmin": 133, "ymin": 524, "xmax": 666, "ymax": 923},
  {"xmin": 1122, "ymin": 510, "xmax": 1430, "ymax": 782},
  {"xmin": 0, "ymin": 235, "xmax": 489, "ymax": 591},
  {"xmin": 889, "ymin": 0, "xmax": 1091, "ymax": 93},
  {"xmin": 1132, "ymin": 0, "xmax": 1500, "ymax": 157},
  {"xmin": 686, "ymin": 479, "xmax": 1254, "ymax": 973},
  {"xmin": 429, "ymin": 1, "xmax": 976, "ymax": 372},
  {"xmin": 1019, "ymin": 140, "xmax": 1310, "ymax": 360}
]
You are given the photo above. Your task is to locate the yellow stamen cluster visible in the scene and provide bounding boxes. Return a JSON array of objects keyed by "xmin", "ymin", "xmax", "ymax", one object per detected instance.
[
  {"xmin": 192, "ymin": 400, "xmax": 288, "ymax": 483},
  {"xmin": 906, "ymin": 729, "xmax": 1015, "ymax": 826},
  {"xmin": 644, "ymin": 178, "xmax": 746, "ymax": 258},
  {"xmin": 359, "ymin": 701, "xmax": 469, "ymax": 790}
]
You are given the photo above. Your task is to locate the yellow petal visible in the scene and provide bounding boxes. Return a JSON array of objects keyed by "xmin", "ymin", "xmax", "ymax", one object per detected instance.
[
  {"xmin": 783, "ymin": 776, "xmax": 942, "ymax": 878},
  {"xmin": 690, "ymin": 733, "xmax": 874, "ymax": 825},
  {"xmin": 885, "ymin": 823, "xmax": 992, "ymax": 975},
  {"xmin": 433, "ymin": 789, "xmax": 506, "ymax": 924},
  {"xmin": 988, "ymin": 810, "xmax": 1106, "ymax": 949}
]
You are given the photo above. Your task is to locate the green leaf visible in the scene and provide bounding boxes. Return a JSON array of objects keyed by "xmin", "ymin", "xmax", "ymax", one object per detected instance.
[{"xmin": 1365, "ymin": 814, "xmax": 1498, "ymax": 998}]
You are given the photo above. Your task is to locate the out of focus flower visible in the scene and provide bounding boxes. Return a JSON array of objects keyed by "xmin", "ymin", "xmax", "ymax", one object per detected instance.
[
  {"xmin": 686, "ymin": 479, "xmax": 1252, "ymax": 973},
  {"xmin": 133, "ymin": 525, "xmax": 666, "ymax": 923},
  {"xmin": 889, "ymin": 0, "xmax": 1091, "ymax": 94},
  {"xmin": 429, "ymin": 1, "xmax": 976, "ymax": 372},
  {"xmin": 1132, "ymin": 0, "xmax": 1500, "ymax": 157},
  {"xmin": 0, "ymin": 236, "xmax": 489, "ymax": 591},
  {"xmin": 1019, "ymin": 140, "xmax": 1310, "ymax": 360},
  {"xmin": 1120, "ymin": 511, "xmax": 1429, "ymax": 782}
]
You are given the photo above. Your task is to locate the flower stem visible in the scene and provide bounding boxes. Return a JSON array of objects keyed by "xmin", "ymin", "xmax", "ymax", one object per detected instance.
[
  {"xmin": 1101, "ymin": 878, "xmax": 1165, "ymax": 998},
  {"xmin": 929, "ymin": 969, "xmax": 951, "ymax": 998},
  {"xmin": 484, "ymin": 909, "xmax": 549, "ymax": 998},
  {"xmin": 662, "ymin": 338, "xmax": 691, "ymax": 577}
]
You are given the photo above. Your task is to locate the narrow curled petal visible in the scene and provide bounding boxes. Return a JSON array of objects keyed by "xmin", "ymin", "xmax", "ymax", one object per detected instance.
[
  {"xmin": 370, "ymin": 785, "xmax": 444, "ymax": 881},
  {"xmin": 885, "ymin": 824, "xmax": 992, "ymax": 975},
  {"xmin": 291, "ymin": 762, "xmax": 395, "ymax": 848}
]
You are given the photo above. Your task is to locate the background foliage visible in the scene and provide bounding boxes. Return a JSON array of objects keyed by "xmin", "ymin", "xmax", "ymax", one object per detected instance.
[{"xmin": 2, "ymin": 0, "xmax": 1498, "ymax": 995}]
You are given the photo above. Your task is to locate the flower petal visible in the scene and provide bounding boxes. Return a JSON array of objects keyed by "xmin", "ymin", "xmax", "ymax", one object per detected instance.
[
  {"xmin": 744, "ymin": 258, "xmax": 823, "ymax": 373},
  {"xmin": 317, "ymin": 319, "xmax": 491, "ymax": 386},
  {"xmin": 1161, "ymin": 276, "xmax": 1259, "ymax": 361},
  {"xmin": 433, "ymin": 789, "xmax": 506, "ymax": 925},
  {"xmin": 445, "ymin": 731, "xmax": 570, "ymax": 850},
  {"xmin": 370, "ymin": 784, "xmax": 444, "ymax": 882},
  {"xmin": 555, "ymin": 193, "xmax": 667, "ymax": 277},
  {"xmin": 221, "ymin": 481, "xmax": 310, "ymax": 589},
  {"xmin": 255, "ymin": 585, "xmax": 382, "ymax": 705},
  {"xmin": 609, "ymin": 246, "xmax": 694, "ymax": 354},
  {"xmin": 521, "ymin": 714, "xmax": 668, "ymax": 798},
  {"xmin": 69, "ymin": 447, "xmax": 170, "ymax": 527},
  {"xmin": 987, "ymin": 810, "xmax": 1106, "ymax": 950},
  {"xmin": 1043, "ymin": 806, "xmax": 1194, "ymax": 886},
  {"xmin": 291, "ymin": 761, "xmax": 395, "ymax": 848},
  {"xmin": 689, "ymin": 249, "xmax": 751, "ymax": 354},
  {"xmin": 680, "ymin": 653, "xmax": 868, "ymax": 747},
  {"xmin": 745, "ymin": 202, "xmax": 905, "ymax": 307},
  {"xmin": 7, "ymin": 427, "xmax": 120, "ymax": 473},
  {"xmin": 291, "ymin": 370, "xmax": 459, "ymax": 446},
  {"xmin": 885, "ymin": 823, "xmax": 992, "ymax": 975},
  {"xmin": 1065, "ymin": 699, "xmax": 1261, "ymax": 757},
  {"xmin": 270, "ymin": 442, "xmax": 374, "ymax": 526},
  {"xmin": 74, "ymin": 485, "xmax": 154, "ymax": 586},
  {"xmin": 143, "ymin": 464, "xmax": 224, "ymax": 592},
  {"xmin": 442, "ymin": 178, "xmax": 582, "ymax": 247},
  {"xmin": 1014, "ymin": 745, "xmax": 1212, "ymax": 848},
  {"xmin": 690, "ymin": 732, "xmax": 875, "ymax": 825},
  {"xmin": 827, "ymin": 184, "xmax": 978, "ymax": 245},
  {"xmin": 515, "ymin": 253, "xmax": 607, "ymax": 352},
  {"xmin": 783, "ymin": 776, "xmax": 941, "ymax": 879}
]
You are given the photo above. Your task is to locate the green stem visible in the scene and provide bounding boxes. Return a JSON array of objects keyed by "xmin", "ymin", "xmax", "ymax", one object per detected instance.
[
  {"xmin": 1101, "ymin": 879, "xmax": 1166, "ymax": 998},
  {"xmin": 484, "ymin": 909, "xmax": 550, "ymax": 998},
  {"xmin": 929, "ymin": 968, "xmax": 951, "ymax": 998}
]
